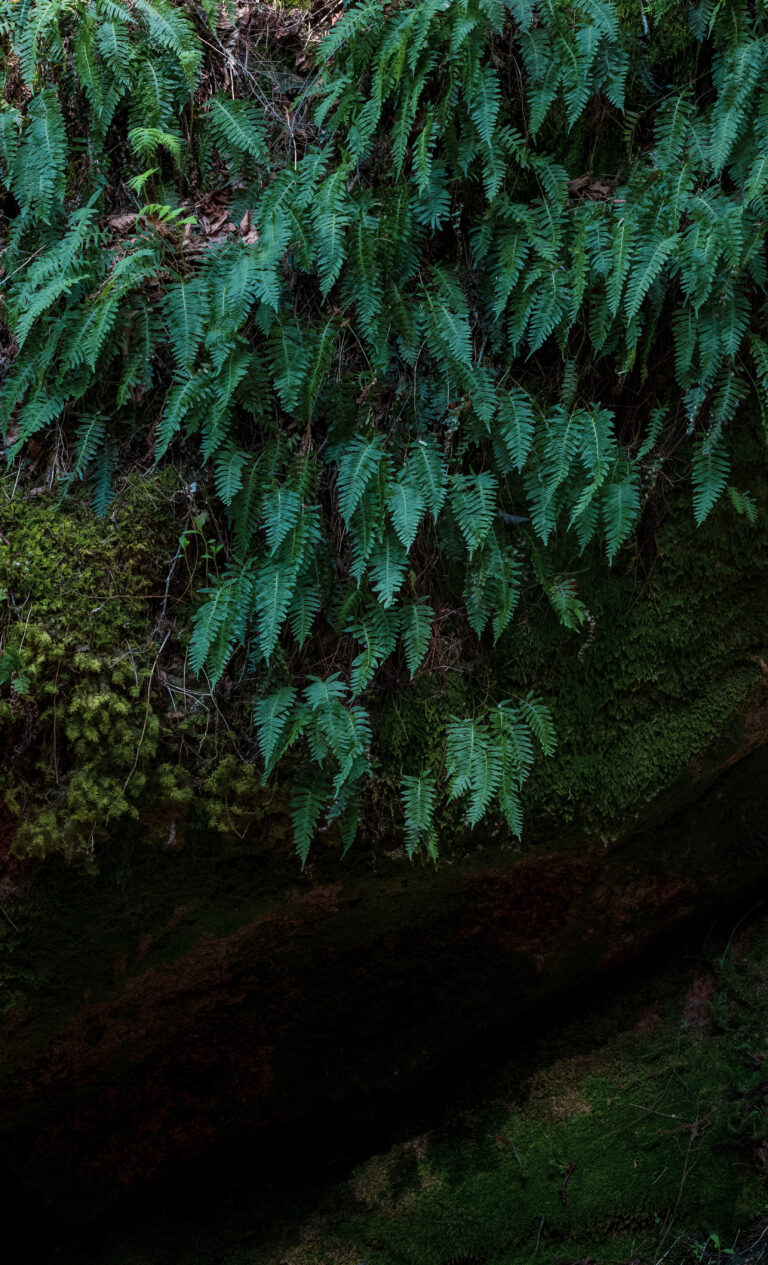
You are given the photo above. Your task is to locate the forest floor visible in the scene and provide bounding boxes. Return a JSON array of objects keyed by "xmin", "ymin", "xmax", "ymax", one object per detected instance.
[{"xmin": 6, "ymin": 900, "xmax": 768, "ymax": 1265}]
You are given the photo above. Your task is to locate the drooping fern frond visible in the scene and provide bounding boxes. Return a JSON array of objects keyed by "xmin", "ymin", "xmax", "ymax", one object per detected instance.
[
  {"xmin": 3, "ymin": 0, "xmax": 766, "ymax": 868},
  {"xmin": 401, "ymin": 770, "xmax": 437, "ymax": 859},
  {"xmin": 203, "ymin": 94, "xmax": 269, "ymax": 168},
  {"xmin": 400, "ymin": 600, "xmax": 433, "ymax": 677},
  {"xmin": 692, "ymin": 432, "xmax": 731, "ymax": 525}
]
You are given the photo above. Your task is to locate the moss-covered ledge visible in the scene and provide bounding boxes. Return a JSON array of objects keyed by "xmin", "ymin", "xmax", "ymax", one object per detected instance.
[
  {"xmin": 1, "ymin": 461, "xmax": 768, "ymax": 1217},
  {"xmin": 0, "ymin": 728, "xmax": 767, "ymax": 1220}
]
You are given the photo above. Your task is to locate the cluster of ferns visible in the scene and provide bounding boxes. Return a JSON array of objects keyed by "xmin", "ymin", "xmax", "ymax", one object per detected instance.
[{"xmin": 0, "ymin": 0, "xmax": 766, "ymax": 861}]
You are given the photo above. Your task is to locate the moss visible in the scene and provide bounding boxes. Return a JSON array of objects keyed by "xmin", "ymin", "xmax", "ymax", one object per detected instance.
[
  {"xmin": 521, "ymin": 482, "xmax": 768, "ymax": 832},
  {"xmin": 20, "ymin": 917, "xmax": 768, "ymax": 1265},
  {"xmin": 372, "ymin": 458, "xmax": 768, "ymax": 852},
  {"xmin": 0, "ymin": 475, "xmax": 182, "ymax": 859},
  {"xmin": 615, "ymin": 0, "xmax": 701, "ymax": 88},
  {"xmin": 247, "ymin": 932, "xmax": 768, "ymax": 1265},
  {"xmin": 4, "ymin": 419, "xmax": 768, "ymax": 865},
  {"xmin": 0, "ymin": 474, "xmax": 280, "ymax": 860}
]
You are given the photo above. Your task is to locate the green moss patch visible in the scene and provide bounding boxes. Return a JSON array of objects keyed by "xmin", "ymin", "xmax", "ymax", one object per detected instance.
[{"xmin": 250, "ymin": 924, "xmax": 768, "ymax": 1265}]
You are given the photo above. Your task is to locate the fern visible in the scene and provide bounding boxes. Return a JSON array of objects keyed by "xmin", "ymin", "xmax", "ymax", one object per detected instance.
[
  {"xmin": 214, "ymin": 445, "xmax": 249, "ymax": 507},
  {"xmin": 337, "ymin": 436, "xmax": 384, "ymax": 526},
  {"xmin": 450, "ymin": 471, "xmax": 497, "ymax": 559},
  {"xmin": 400, "ymin": 600, "xmax": 433, "ymax": 677},
  {"xmin": 14, "ymin": 88, "xmax": 67, "ymax": 222},
  {"xmin": 162, "ymin": 278, "xmax": 209, "ymax": 370},
  {"xmin": 497, "ymin": 388, "xmax": 536, "ymax": 472},
  {"xmin": 4, "ymin": 0, "xmax": 766, "ymax": 865},
  {"xmin": 692, "ymin": 433, "xmax": 731, "ymax": 525},
  {"xmin": 348, "ymin": 605, "xmax": 398, "ymax": 694},
  {"xmin": 189, "ymin": 578, "xmax": 237, "ymax": 676},
  {"xmin": 409, "ymin": 436, "xmax": 448, "ymax": 520},
  {"xmin": 727, "ymin": 486, "xmax": 758, "ymax": 524},
  {"xmin": 387, "ymin": 472, "xmax": 426, "ymax": 550},
  {"xmin": 291, "ymin": 777, "xmax": 329, "ymax": 868},
  {"xmin": 204, "ymin": 95, "xmax": 268, "ymax": 166},
  {"xmin": 261, "ymin": 485, "xmax": 302, "ymax": 555},
  {"xmin": 255, "ymin": 559, "xmax": 297, "ymax": 663},
  {"xmin": 368, "ymin": 530, "xmax": 408, "ymax": 608},
  {"xmin": 255, "ymin": 685, "xmax": 300, "ymax": 778},
  {"xmin": 401, "ymin": 771, "xmax": 437, "ymax": 859},
  {"xmin": 602, "ymin": 472, "xmax": 641, "ymax": 563}
]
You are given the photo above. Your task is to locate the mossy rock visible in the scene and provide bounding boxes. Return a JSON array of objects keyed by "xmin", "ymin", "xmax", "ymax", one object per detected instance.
[{"xmin": 11, "ymin": 916, "xmax": 768, "ymax": 1265}]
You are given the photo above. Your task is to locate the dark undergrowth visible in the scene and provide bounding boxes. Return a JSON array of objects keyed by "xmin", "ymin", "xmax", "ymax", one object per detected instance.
[{"xmin": 5, "ymin": 902, "xmax": 768, "ymax": 1265}]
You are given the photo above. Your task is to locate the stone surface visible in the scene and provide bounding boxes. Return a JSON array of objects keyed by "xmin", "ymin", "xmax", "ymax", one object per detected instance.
[{"xmin": 1, "ymin": 685, "xmax": 767, "ymax": 1219}]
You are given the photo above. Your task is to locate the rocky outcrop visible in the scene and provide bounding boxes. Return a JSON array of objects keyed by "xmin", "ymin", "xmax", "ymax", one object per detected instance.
[{"xmin": 1, "ymin": 684, "xmax": 767, "ymax": 1220}]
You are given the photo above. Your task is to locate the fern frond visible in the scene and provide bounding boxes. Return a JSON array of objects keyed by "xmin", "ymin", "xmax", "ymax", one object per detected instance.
[
  {"xmin": 255, "ymin": 685, "xmax": 300, "ymax": 778},
  {"xmin": 213, "ymin": 445, "xmax": 249, "ymax": 507},
  {"xmin": 14, "ymin": 88, "xmax": 67, "ymax": 222},
  {"xmin": 727, "ymin": 485, "xmax": 758, "ymax": 524},
  {"xmin": 692, "ymin": 432, "xmax": 730, "ymax": 525},
  {"xmin": 162, "ymin": 277, "xmax": 208, "ymax": 370},
  {"xmin": 401, "ymin": 770, "xmax": 437, "ymax": 858},
  {"xmin": 409, "ymin": 436, "xmax": 448, "ymax": 519},
  {"xmin": 261, "ymin": 485, "xmax": 302, "ymax": 555},
  {"xmin": 602, "ymin": 472, "xmax": 641, "ymax": 563},
  {"xmin": 204, "ymin": 94, "xmax": 268, "ymax": 166},
  {"xmin": 368, "ymin": 530, "xmax": 408, "ymax": 608},
  {"xmin": 450, "ymin": 471, "xmax": 497, "ymax": 558},
  {"xmin": 291, "ymin": 775, "xmax": 329, "ymax": 868},
  {"xmin": 496, "ymin": 388, "xmax": 536, "ymax": 471},
  {"xmin": 338, "ymin": 435, "xmax": 384, "ymax": 527},
  {"xmin": 518, "ymin": 693, "xmax": 556, "ymax": 756},
  {"xmin": 400, "ymin": 600, "xmax": 433, "ymax": 677},
  {"xmin": 387, "ymin": 472, "xmax": 426, "ymax": 550}
]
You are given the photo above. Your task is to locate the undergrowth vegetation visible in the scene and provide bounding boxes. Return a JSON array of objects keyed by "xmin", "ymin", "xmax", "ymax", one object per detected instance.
[
  {"xmin": 249, "ymin": 919, "xmax": 768, "ymax": 1265},
  {"xmin": 2, "ymin": 0, "xmax": 768, "ymax": 861}
]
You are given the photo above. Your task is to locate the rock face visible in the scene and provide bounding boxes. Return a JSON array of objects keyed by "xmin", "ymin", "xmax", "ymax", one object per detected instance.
[
  {"xmin": 2, "ymin": 468, "xmax": 768, "ymax": 1220},
  {"xmin": 1, "ymin": 682, "xmax": 768, "ymax": 1220}
]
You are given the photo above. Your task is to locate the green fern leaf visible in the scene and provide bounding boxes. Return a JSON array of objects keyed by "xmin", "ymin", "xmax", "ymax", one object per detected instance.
[
  {"xmin": 497, "ymin": 388, "xmax": 536, "ymax": 471},
  {"xmin": 213, "ymin": 446, "xmax": 249, "ymax": 506},
  {"xmin": 15, "ymin": 88, "xmax": 67, "ymax": 221},
  {"xmin": 255, "ymin": 558, "xmax": 296, "ymax": 663},
  {"xmin": 368, "ymin": 530, "xmax": 408, "ymax": 608},
  {"xmin": 338, "ymin": 435, "xmax": 384, "ymax": 527},
  {"xmin": 288, "ymin": 573, "xmax": 323, "ymax": 648},
  {"xmin": 262, "ymin": 485, "xmax": 302, "ymax": 555},
  {"xmin": 692, "ymin": 433, "xmax": 730, "ymax": 525},
  {"xmin": 291, "ymin": 776, "xmax": 329, "ymax": 868},
  {"xmin": 205, "ymin": 94, "xmax": 268, "ymax": 165},
  {"xmin": 409, "ymin": 436, "xmax": 448, "ymax": 520},
  {"xmin": 162, "ymin": 277, "xmax": 208, "ymax": 369},
  {"xmin": 450, "ymin": 471, "xmax": 497, "ymax": 558},
  {"xmin": 387, "ymin": 472, "xmax": 426, "ymax": 550},
  {"xmin": 189, "ymin": 578, "xmax": 236, "ymax": 676},
  {"xmin": 400, "ymin": 600, "xmax": 434, "ymax": 677},
  {"xmin": 602, "ymin": 473, "xmax": 641, "ymax": 563},
  {"xmin": 518, "ymin": 693, "xmax": 556, "ymax": 756},
  {"xmin": 624, "ymin": 236, "xmax": 679, "ymax": 322},
  {"xmin": 470, "ymin": 66, "xmax": 501, "ymax": 150},
  {"xmin": 255, "ymin": 685, "xmax": 300, "ymax": 777},
  {"xmin": 401, "ymin": 770, "xmax": 437, "ymax": 859}
]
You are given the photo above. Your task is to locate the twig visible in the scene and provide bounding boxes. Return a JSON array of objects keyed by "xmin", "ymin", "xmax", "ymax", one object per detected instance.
[
  {"xmin": 106, "ymin": 630, "xmax": 171, "ymax": 823},
  {"xmin": 0, "ymin": 903, "xmax": 19, "ymax": 933},
  {"xmin": 534, "ymin": 1216, "xmax": 545, "ymax": 1254},
  {"xmin": 560, "ymin": 1160, "xmax": 577, "ymax": 1207}
]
